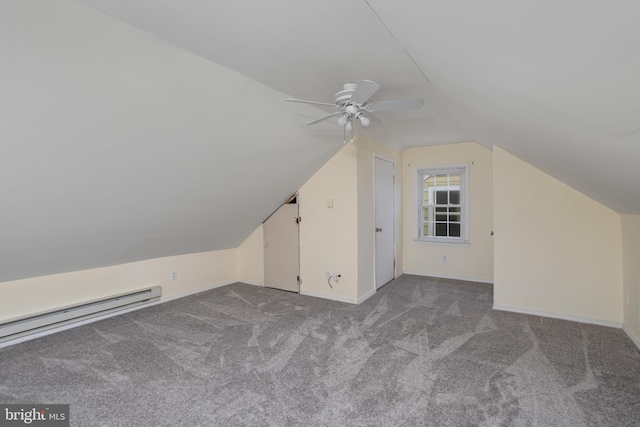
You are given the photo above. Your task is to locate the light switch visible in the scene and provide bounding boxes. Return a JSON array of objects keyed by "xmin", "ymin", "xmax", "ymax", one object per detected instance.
[{"xmin": 327, "ymin": 197, "xmax": 334, "ymax": 208}]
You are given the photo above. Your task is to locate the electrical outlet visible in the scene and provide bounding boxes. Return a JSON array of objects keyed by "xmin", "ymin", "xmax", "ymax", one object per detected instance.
[
  {"xmin": 171, "ymin": 271, "xmax": 178, "ymax": 281},
  {"xmin": 442, "ymin": 255, "xmax": 447, "ymax": 262}
]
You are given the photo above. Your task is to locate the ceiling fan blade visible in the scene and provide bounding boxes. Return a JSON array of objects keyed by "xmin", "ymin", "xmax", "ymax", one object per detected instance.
[
  {"xmin": 285, "ymin": 99, "xmax": 337, "ymax": 108},
  {"xmin": 306, "ymin": 112, "xmax": 343, "ymax": 125},
  {"xmin": 361, "ymin": 112, "xmax": 381, "ymax": 128},
  {"xmin": 350, "ymin": 80, "xmax": 380, "ymax": 105},
  {"xmin": 368, "ymin": 98, "xmax": 424, "ymax": 112}
]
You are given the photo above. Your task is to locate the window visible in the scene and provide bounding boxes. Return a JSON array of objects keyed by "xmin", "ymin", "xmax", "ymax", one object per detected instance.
[{"xmin": 417, "ymin": 165, "xmax": 469, "ymax": 244}]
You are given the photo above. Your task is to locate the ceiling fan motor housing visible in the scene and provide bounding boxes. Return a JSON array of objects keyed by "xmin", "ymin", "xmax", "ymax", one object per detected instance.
[{"xmin": 335, "ymin": 82, "xmax": 358, "ymax": 107}]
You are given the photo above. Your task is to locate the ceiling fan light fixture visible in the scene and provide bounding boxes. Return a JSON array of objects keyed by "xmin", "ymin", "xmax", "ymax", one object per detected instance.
[
  {"xmin": 345, "ymin": 105, "xmax": 359, "ymax": 115},
  {"xmin": 359, "ymin": 115, "xmax": 370, "ymax": 127},
  {"xmin": 337, "ymin": 114, "xmax": 348, "ymax": 126},
  {"xmin": 344, "ymin": 120, "xmax": 353, "ymax": 132}
]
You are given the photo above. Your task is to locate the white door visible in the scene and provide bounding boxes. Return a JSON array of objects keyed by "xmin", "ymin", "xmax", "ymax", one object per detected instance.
[
  {"xmin": 264, "ymin": 202, "xmax": 300, "ymax": 292},
  {"xmin": 374, "ymin": 157, "xmax": 395, "ymax": 289}
]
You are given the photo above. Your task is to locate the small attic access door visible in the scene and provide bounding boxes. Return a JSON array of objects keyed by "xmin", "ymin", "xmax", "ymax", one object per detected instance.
[{"xmin": 263, "ymin": 195, "xmax": 300, "ymax": 293}]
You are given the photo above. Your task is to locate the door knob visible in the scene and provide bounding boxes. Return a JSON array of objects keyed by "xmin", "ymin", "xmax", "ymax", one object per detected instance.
[{"xmin": 376, "ymin": 227, "xmax": 382, "ymax": 232}]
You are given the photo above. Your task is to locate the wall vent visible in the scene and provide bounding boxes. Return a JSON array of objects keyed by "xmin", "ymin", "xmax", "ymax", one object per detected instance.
[{"xmin": 0, "ymin": 286, "xmax": 161, "ymax": 343}]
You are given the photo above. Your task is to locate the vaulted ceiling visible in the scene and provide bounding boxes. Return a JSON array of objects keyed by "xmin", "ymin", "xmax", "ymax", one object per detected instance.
[{"xmin": 1, "ymin": 0, "xmax": 639, "ymax": 282}]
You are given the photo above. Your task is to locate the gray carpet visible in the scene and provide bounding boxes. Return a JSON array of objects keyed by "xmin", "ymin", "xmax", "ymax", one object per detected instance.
[{"xmin": 1, "ymin": 275, "xmax": 639, "ymax": 426}]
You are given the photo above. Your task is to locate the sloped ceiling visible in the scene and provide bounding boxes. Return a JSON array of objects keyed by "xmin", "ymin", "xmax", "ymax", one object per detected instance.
[
  {"xmin": 0, "ymin": 1, "xmax": 341, "ymax": 281},
  {"xmin": 2, "ymin": 0, "xmax": 639, "ymax": 282}
]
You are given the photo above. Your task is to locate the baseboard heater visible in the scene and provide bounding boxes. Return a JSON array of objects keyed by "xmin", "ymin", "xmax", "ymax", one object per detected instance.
[{"xmin": 0, "ymin": 286, "xmax": 161, "ymax": 343}]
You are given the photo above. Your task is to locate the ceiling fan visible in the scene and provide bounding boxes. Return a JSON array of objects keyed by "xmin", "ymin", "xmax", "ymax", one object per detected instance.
[{"xmin": 286, "ymin": 80, "xmax": 424, "ymax": 141}]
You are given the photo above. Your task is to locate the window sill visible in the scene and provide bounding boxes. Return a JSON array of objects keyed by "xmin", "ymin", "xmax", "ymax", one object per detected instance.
[{"xmin": 414, "ymin": 238, "xmax": 470, "ymax": 247}]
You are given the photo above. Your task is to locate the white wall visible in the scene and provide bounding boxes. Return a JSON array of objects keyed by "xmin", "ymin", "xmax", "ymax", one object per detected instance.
[
  {"xmin": 0, "ymin": 249, "xmax": 237, "ymax": 323},
  {"xmin": 237, "ymin": 224, "xmax": 264, "ymax": 286},
  {"xmin": 355, "ymin": 136, "xmax": 402, "ymax": 300},
  {"xmin": 493, "ymin": 146, "xmax": 623, "ymax": 325},
  {"xmin": 402, "ymin": 142, "xmax": 494, "ymax": 282},
  {"xmin": 299, "ymin": 143, "xmax": 359, "ymax": 302},
  {"xmin": 622, "ymin": 215, "xmax": 640, "ymax": 346},
  {"xmin": 0, "ymin": 0, "xmax": 341, "ymax": 284}
]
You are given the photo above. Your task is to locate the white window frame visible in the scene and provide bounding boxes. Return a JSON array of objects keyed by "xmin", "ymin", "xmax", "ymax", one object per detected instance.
[{"xmin": 416, "ymin": 164, "xmax": 469, "ymax": 246}]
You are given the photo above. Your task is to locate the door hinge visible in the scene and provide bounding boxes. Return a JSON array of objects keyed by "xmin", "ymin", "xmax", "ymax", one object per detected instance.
[
  {"xmin": 297, "ymin": 275, "xmax": 302, "ymax": 285},
  {"xmin": 295, "ymin": 217, "xmax": 302, "ymax": 224},
  {"xmin": 393, "ymin": 175, "xmax": 395, "ymax": 184}
]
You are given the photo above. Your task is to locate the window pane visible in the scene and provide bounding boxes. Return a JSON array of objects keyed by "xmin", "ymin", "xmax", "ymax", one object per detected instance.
[
  {"xmin": 449, "ymin": 223, "xmax": 461, "ymax": 237},
  {"xmin": 450, "ymin": 190, "xmax": 460, "ymax": 204},
  {"xmin": 436, "ymin": 213, "xmax": 447, "ymax": 222},
  {"xmin": 425, "ymin": 221, "xmax": 434, "ymax": 236},
  {"xmin": 436, "ymin": 190, "xmax": 448, "ymax": 204},
  {"xmin": 435, "ymin": 223, "xmax": 447, "ymax": 236},
  {"xmin": 423, "ymin": 176, "xmax": 434, "ymax": 206},
  {"xmin": 424, "ymin": 175, "xmax": 434, "ymax": 187}
]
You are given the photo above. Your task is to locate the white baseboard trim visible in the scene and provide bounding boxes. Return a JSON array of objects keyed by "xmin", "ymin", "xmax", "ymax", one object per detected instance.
[
  {"xmin": 299, "ymin": 289, "xmax": 357, "ymax": 305},
  {"xmin": 402, "ymin": 271, "xmax": 494, "ymax": 284},
  {"xmin": 0, "ymin": 278, "xmax": 239, "ymax": 349},
  {"xmin": 357, "ymin": 288, "xmax": 376, "ymax": 304},
  {"xmin": 622, "ymin": 324, "xmax": 640, "ymax": 350},
  {"xmin": 160, "ymin": 279, "xmax": 237, "ymax": 304},
  {"xmin": 237, "ymin": 279, "xmax": 262, "ymax": 287},
  {"xmin": 493, "ymin": 304, "xmax": 623, "ymax": 328}
]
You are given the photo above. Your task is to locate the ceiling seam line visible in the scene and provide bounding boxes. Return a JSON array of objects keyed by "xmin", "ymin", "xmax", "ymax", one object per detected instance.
[{"xmin": 363, "ymin": 0, "xmax": 431, "ymax": 85}]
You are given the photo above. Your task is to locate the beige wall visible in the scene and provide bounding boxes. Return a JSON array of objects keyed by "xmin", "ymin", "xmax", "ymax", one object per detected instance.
[
  {"xmin": 402, "ymin": 142, "xmax": 494, "ymax": 282},
  {"xmin": 355, "ymin": 136, "xmax": 402, "ymax": 300},
  {"xmin": 622, "ymin": 215, "xmax": 640, "ymax": 344},
  {"xmin": 237, "ymin": 224, "xmax": 264, "ymax": 286},
  {"xmin": 0, "ymin": 249, "xmax": 237, "ymax": 323},
  {"xmin": 299, "ymin": 143, "xmax": 359, "ymax": 302},
  {"xmin": 3, "ymin": 141, "xmax": 634, "ymax": 340},
  {"xmin": 239, "ymin": 136, "xmax": 401, "ymax": 304},
  {"xmin": 493, "ymin": 146, "xmax": 623, "ymax": 324}
]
